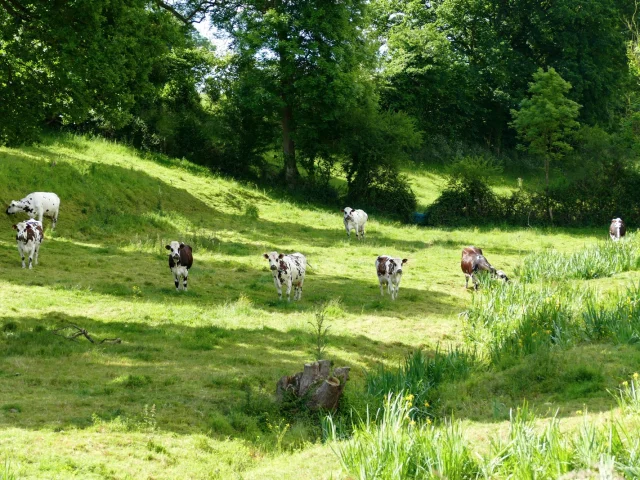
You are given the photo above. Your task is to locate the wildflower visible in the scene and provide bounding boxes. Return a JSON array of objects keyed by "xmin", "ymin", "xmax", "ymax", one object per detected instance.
[
  {"xmin": 623, "ymin": 381, "xmax": 629, "ymax": 387},
  {"xmin": 409, "ymin": 420, "xmax": 416, "ymax": 427},
  {"xmin": 576, "ymin": 410, "xmax": 583, "ymax": 415},
  {"xmin": 406, "ymin": 394, "xmax": 415, "ymax": 402},
  {"xmin": 424, "ymin": 401, "xmax": 430, "ymax": 408},
  {"xmin": 633, "ymin": 372, "xmax": 639, "ymax": 380}
]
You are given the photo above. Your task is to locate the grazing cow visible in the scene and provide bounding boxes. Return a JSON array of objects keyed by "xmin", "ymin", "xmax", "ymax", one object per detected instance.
[
  {"xmin": 461, "ymin": 246, "xmax": 509, "ymax": 290},
  {"xmin": 610, "ymin": 218, "xmax": 626, "ymax": 241},
  {"xmin": 341, "ymin": 207, "xmax": 368, "ymax": 240},
  {"xmin": 263, "ymin": 251, "xmax": 307, "ymax": 301},
  {"xmin": 13, "ymin": 219, "xmax": 44, "ymax": 269},
  {"xmin": 165, "ymin": 241, "xmax": 193, "ymax": 291},
  {"xmin": 6, "ymin": 192, "xmax": 60, "ymax": 230},
  {"xmin": 375, "ymin": 255, "xmax": 408, "ymax": 300}
]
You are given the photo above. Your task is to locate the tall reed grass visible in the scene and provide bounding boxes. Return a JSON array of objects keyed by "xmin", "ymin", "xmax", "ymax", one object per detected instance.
[
  {"xmin": 329, "ymin": 393, "xmax": 640, "ymax": 479},
  {"xmin": 518, "ymin": 235, "xmax": 640, "ymax": 282}
]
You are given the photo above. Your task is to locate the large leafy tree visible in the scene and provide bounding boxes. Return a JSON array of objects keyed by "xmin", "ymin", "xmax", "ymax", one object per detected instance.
[
  {"xmin": 511, "ymin": 67, "xmax": 581, "ymax": 216},
  {"xmin": 0, "ymin": 0, "xmax": 185, "ymax": 144}
]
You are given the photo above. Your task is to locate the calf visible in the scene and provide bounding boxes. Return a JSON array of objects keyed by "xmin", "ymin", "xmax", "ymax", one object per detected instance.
[
  {"xmin": 461, "ymin": 246, "xmax": 508, "ymax": 290},
  {"xmin": 263, "ymin": 251, "xmax": 307, "ymax": 301},
  {"xmin": 375, "ymin": 255, "xmax": 407, "ymax": 300},
  {"xmin": 610, "ymin": 218, "xmax": 626, "ymax": 241},
  {"xmin": 6, "ymin": 192, "xmax": 60, "ymax": 230},
  {"xmin": 165, "ymin": 241, "xmax": 193, "ymax": 291},
  {"xmin": 13, "ymin": 219, "xmax": 44, "ymax": 269},
  {"xmin": 342, "ymin": 207, "xmax": 368, "ymax": 240}
]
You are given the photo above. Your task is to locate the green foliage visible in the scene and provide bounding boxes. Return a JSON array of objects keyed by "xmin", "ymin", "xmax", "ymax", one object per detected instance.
[{"xmin": 518, "ymin": 236, "xmax": 640, "ymax": 282}]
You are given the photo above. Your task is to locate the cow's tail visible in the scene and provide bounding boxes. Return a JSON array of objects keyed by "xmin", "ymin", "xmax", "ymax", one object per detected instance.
[{"xmin": 307, "ymin": 262, "xmax": 315, "ymax": 269}]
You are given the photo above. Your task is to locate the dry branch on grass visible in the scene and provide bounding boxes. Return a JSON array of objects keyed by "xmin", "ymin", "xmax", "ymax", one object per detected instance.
[{"xmin": 53, "ymin": 324, "xmax": 121, "ymax": 344}]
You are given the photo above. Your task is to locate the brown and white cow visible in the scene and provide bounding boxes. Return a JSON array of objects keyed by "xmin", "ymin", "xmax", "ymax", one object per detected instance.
[
  {"xmin": 610, "ymin": 218, "xmax": 626, "ymax": 241},
  {"xmin": 165, "ymin": 241, "xmax": 193, "ymax": 291},
  {"xmin": 13, "ymin": 219, "xmax": 44, "ymax": 269},
  {"xmin": 263, "ymin": 251, "xmax": 307, "ymax": 301},
  {"xmin": 461, "ymin": 246, "xmax": 508, "ymax": 290},
  {"xmin": 375, "ymin": 255, "xmax": 407, "ymax": 300},
  {"xmin": 341, "ymin": 207, "xmax": 368, "ymax": 240}
]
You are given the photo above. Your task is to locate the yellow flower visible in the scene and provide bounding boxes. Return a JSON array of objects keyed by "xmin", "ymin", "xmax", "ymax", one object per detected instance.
[
  {"xmin": 633, "ymin": 372, "xmax": 639, "ymax": 380},
  {"xmin": 426, "ymin": 418, "xmax": 432, "ymax": 425},
  {"xmin": 424, "ymin": 401, "xmax": 430, "ymax": 408},
  {"xmin": 576, "ymin": 410, "xmax": 583, "ymax": 415},
  {"xmin": 409, "ymin": 420, "xmax": 416, "ymax": 427},
  {"xmin": 406, "ymin": 394, "xmax": 415, "ymax": 402},
  {"xmin": 623, "ymin": 381, "xmax": 629, "ymax": 387}
]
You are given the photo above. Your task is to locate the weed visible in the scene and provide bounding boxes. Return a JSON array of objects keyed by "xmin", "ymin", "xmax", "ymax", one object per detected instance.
[{"xmin": 309, "ymin": 305, "xmax": 330, "ymax": 361}]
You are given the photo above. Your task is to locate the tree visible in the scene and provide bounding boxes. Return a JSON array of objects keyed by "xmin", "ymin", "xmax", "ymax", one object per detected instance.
[
  {"xmin": 510, "ymin": 67, "xmax": 581, "ymax": 219},
  {"xmin": 211, "ymin": 0, "xmax": 373, "ymax": 188}
]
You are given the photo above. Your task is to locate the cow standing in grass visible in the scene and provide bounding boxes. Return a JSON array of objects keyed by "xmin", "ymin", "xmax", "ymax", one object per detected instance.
[
  {"xmin": 6, "ymin": 192, "xmax": 60, "ymax": 230},
  {"xmin": 342, "ymin": 207, "xmax": 368, "ymax": 240},
  {"xmin": 375, "ymin": 255, "xmax": 407, "ymax": 300},
  {"xmin": 166, "ymin": 241, "xmax": 193, "ymax": 291},
  {"xmin": 461, "ymin": 246, "xmax": 508, "ymax": 290},
  {"xmin": 610, "ymin": 218, "xmax": 626, "ymax": 241},
  {"xmin": 263, "ymin": 251, "xmax": 307, "ymax": 301},
  {"xmin": 13, "ymin": 219, "xmax": 43, "ymax": 269}
]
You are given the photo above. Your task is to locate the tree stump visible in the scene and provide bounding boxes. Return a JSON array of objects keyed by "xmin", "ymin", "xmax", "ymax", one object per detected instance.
[{"xmin": 276, "ymin": 360, "xmax": 350, "ymax": 411}]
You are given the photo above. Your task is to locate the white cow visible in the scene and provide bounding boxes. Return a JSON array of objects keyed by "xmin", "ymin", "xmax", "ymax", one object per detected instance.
[
  {"xmin": 165, "ymin": 241, "xmax": 193, "ymax": 291},
  {"xmin": 375, "ymin": 255, "xmax": 407, "ymax": 300},
  {"xmin": 13, "ymin": 219, "xmax": 44, "ymax": 269},
  {"xmin": 609, "ymin": 218, "xmax": 626, "ymax": 241},
  {"xmin": 263, "ymin": 251, "xmax": 307, "ymax": 301},
  {"xmin": 6, "ymin": 192, "xmax": 60, "ymax": 230},
  {"xmin": 342, "ymin": 207, "xmax": 368, "ymax": 240}
]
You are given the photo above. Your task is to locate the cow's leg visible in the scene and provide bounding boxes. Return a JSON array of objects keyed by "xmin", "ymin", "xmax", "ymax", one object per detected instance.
[
  {"xmin": 38, "ymin": 210, "xmax": 43, "ymax": 223},
  {"xmin": 183, "ymin": 273, "xmax": 188, "ymax": 291},
  {"xmin": 173, "ymin": 272, "xmax": 180, "ymax": 291},
  {"xmin": 472, "ymin": 274, "xmax": 479, "ymax": 290},
  {"xmin": 52, "ymin": 213, "xmax": 58, "ymax": 230},
  {"xmin": 360, "ymin": 226, "xmax": 365, "ymax": 240},
  {"xmin": 273, "ymin": 277, "xmax": 282, "ymax": 300},
  {"xmin": 379, "ymin": 280, "xmax": 384, "ymax": 296},
  {"xmin": 286, "ymin": 279, "xmax": 293, "ymax": 302},
  {"xmin": 28, "ymin": 247, "xmax": 34, "ymax": 269},
  {"xmin": 17, "ymin": 244, "xmax": 25, "ymax": 269},
  {"xmin": 465, "ymin": 275, "xmax": 469, "ymax": 289},
  {"xmin": 34, "ymin": 242, "xmax": 40, "ymax": 265}
]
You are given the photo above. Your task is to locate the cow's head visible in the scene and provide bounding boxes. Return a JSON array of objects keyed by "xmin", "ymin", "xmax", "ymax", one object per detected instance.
[
  {"xmin": 6, "ymin": 200, "xmax": 25, "ymax": 215},
  {"xmin": 611, "ymin": 218, "xmax": 623, "ymax": 226},
  {"xmin": 495, "ymin": 270, "xmax": 509, "ymax": 282},
  {"xmin": 389, "ymin": 258, "xmax": 408, "ymax": 275},
  {"xmin": 341, "ymin": 207, "xmax": 354, "ymax": 221},
  {"xmin": 165, "ymin": 241, "xmax": 185, "ymax": 262},
  {"xmin": 263, "ymin": 251, "xmax": 280, "ymax": 271},
  {"xmin": 12, "ymin": 221, "xmax": 39, "ymax": 241}
]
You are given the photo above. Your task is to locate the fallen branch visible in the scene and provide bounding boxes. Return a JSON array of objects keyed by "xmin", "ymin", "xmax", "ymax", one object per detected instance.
[{"xmin": 53, "ymin": 324, "xmax": 121, "ymax": 344}]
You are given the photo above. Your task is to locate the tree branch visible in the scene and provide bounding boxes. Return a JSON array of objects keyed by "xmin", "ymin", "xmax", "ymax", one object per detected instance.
[{"xmin": 53, "ymin": 324, "xmax": 122, "ymax": 345}]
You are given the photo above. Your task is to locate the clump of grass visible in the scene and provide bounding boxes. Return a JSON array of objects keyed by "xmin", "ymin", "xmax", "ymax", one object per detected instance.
[
  {"xmin": 329, "ymin": 394, "xmax": 640, "ymax": 479},
  {"xmin": 518, "ymin": 235, "xmax": 640, "ymax": 282},
  {"xmin": 366, "ymin": 347, "xmax": 474, "ymax": 420},
  {"xmin": 582, "ymin": 282, "xmax": 640, "ymax": 343},
  {"xmin": 613, "ymin": 374, "xmax": 640, "ymax": 414}
]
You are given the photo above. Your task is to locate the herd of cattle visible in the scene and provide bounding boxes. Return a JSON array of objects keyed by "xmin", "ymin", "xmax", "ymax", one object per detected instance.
[{"xmin": 4, "ymin": 192, "xmax": 630, "ymax": 300}]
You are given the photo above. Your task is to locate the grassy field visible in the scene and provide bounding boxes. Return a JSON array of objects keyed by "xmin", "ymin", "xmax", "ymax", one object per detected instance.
[{"xmin": 1, "ymin": 135, "xmax": 639, "ymax": 479}]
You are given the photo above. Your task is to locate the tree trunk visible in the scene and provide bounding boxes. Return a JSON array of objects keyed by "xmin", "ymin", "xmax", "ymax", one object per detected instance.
[
  {"xmin": 545, "ymin": 155, "xmax": 553, "ymax": 224},
  {"xmin": 276, "ymin": 361, "xmax": 350, "ymax": 411},
  {"xmin": 282, "ymin": 101, "xmax": 298, "ymax": 187}
]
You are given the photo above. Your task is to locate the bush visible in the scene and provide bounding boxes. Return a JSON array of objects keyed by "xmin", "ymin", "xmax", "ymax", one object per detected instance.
[{"xmin": 345, "ymin": 172, "xmax": 417, "ymax": 222}]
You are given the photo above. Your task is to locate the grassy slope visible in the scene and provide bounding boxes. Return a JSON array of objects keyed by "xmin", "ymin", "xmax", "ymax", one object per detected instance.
[{"xmin": 0, "ymin": 135, "xmax": 637, "ymax": 479}]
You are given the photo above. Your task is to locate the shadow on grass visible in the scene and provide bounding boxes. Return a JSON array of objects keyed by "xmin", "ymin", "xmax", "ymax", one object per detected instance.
[{"xmin": 0, "ymin": 311, "xmax": 424, "ymax": 435}]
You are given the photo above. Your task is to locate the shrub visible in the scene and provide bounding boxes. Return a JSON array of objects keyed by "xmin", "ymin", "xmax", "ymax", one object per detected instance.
[{"xmin": 424, "ymin": 177, "xmax": 502, "ymax": 225}]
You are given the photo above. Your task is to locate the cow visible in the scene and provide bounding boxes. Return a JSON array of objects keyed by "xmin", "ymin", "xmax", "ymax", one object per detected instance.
[
  {"xmin": 165, "ymin": 241, "xmax": 193, "ymax": 291},
  {"xmin": 375, "ymin": 255, "xmax": 408, "ymax": 300},
  {"xmin": 263, "ymin": 251, "xmax": 307, "ymax": 301},
  {"xmin": 610, "ymin": 218, "xmax": 626, "ymax": 241},
  {"xmin": 13, "ymin": 219, "xmax": 44, "ymax": 269},
  {"xmin": 6, "ymin": 192, "xmax": 60, "ymax": 230},
  {"xmin": 461, "ymin": 246, "xmax": 509, "ymax": 290},
  {"xmin": 341, "ymin": 207, "xmax": 368, "ymax": 240}
]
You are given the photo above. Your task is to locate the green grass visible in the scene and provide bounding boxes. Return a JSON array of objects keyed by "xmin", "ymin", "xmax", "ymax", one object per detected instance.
[{"xmin": 0, "ymin": 134, "xmax": 639, "ymax": 478}]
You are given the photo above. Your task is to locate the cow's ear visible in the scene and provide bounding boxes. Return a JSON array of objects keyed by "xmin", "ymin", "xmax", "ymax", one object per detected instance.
[
  {"xmin": 402, "ymin": 259, "xmax": 408, "ymax": 264},
  {"xmin": 263, "ymin": 253, "xmax": 269, "ymax": 259},
  {"xmin": 340, "ymin": 209, "xmax": 344, "ymax": 212},
  {"xmin": 278, "ymin": 253, "xmax": 284, "ymax": 259},
  {"xmin": 165, "ymin": 245, "xmax": 171, "ymax": 250},
  {"xmin": 179, "ymin": 243, "xmax": 185, "ymax": 250}
]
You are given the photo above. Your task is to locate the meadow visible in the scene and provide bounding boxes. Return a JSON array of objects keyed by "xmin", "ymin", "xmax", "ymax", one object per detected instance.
[{"xmin": 1, "ymin": 135, "xmax": 640, "ymax": 479}]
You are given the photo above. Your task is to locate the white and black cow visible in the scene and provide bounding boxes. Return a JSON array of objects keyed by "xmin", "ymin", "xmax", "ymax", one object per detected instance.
[
  {"xmin": 165, "ymin": 241, "xmax": 193, "ymax": 291},
  {"xmin": 13, "ymin": 219, "xmax": 44, "ymax": 269},
  {"xmin": 263, "ymin": 251, "xmax": 307, "ymax": 301},
  {"xmin": 375, "ymin": 255, "xmax": 407, "ymax": 300},
  {"xmin": 6, "ymin": 192, "xmax": 60, "ymax": 230},
  {"xmin": 461, "ymin": 246, "xmax": 509, "ymax": 290},
  {"xmin": 610, "ymin": 218, "xmax": 626, "ymax": 241},
  {"xmin": 341, "ymin": 207, "xmax": 368, "ymax": 240}
]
